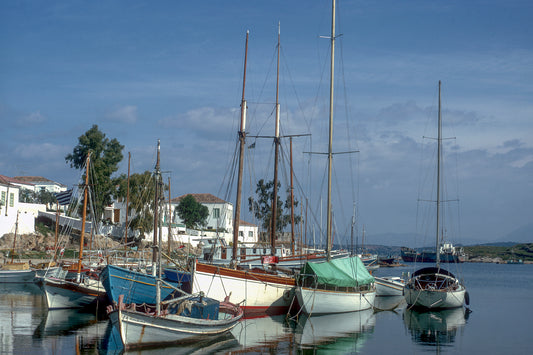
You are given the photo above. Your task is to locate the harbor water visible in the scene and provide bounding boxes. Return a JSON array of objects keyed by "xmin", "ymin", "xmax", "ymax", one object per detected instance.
[{"xmin": 1, "ymin": 262, "xmax": 531, "ymax": 354}]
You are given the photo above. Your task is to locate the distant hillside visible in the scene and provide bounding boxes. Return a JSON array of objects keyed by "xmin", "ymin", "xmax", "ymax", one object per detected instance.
[{"xmin": 502, "ymin": 223, "xmax": 533, "ymax": 243}]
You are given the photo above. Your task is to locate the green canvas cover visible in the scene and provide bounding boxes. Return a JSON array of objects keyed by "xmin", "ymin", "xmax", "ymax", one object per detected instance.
[{"xmin": 300, "ymin": 256, "xmax": 374, "ymax": 287}]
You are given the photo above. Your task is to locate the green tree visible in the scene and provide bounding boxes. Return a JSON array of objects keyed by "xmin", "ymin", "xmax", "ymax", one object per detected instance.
[
  {"xmin": 36, "ymin": 189, "xmax": 56, "ymax": 206},
  {"xmin": 19, "ymin": 189, "xmax": 36, "ymax": 203},
  {"xmin": 65, "ymin": 125, "xmax": 124, "ymax": 220},
  {"xmin": 248, "ymin": 179, "xmax": 301, "ymax": 235},
  {"xmin": 113, "ymin": 171, "xmax": 168, "ymax": 241},
  {"xmin": 176, "ymin": 195, "xmax": 209, "ymax": 230}
]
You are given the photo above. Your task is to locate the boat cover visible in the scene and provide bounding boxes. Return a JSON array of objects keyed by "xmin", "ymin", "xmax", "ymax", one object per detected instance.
[{"xmin": 300, "ymin": 256, "xmax": 374, "ymax": 287}]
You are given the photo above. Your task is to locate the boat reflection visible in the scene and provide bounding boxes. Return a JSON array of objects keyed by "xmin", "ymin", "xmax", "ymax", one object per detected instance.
[
  {"xmin": 403, "ymin": 307, "xmax": 468, "ymax": 347},
  {"xmin": 294, "ymin": 309, "xmax": 375, "ymax": 352},
  {"xmin": 33, "ymin": 309, "xmax": 101, "ymax": 338},
  {"xmin": 230, "ymin": 315, "xmax": 293, "ymax": 352}
]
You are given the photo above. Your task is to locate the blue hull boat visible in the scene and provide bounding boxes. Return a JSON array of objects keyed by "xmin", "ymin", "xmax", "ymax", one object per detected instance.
[{"xmin": 100, "ymin": 265, "xmax": 189, "ymax": 304}]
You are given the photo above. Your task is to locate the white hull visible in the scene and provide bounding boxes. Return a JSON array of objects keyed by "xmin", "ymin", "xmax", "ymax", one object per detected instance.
[
  {"xmin": 375, "ymin": 276, "xmax": 404, "ymax": 297},
  {"xmin": 0, "ymin": 269, "xmax": 36, "ymax": 283},
  {"xmin": 296, "ymin": 286, "xmax": 376, "ymax": 315},
  {"xmin": 404, "ymin": 285, "xmax": 466, "ymax": 309},
  {"xmin": 39, "ymin": 277, "xmax": 106, "ymax": 309},
  {"xmin": 109, "ymin": 304, "xmax": 242, "ymax": 350},
  {"xmin": 193, "ymin": 262, "xmax": 295, "ymax": 318}
]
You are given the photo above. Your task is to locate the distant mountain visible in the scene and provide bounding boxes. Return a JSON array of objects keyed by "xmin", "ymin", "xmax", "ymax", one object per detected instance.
[{"xmin": 502, "ymin": 223, "xmax": 533, "ymax": 243}]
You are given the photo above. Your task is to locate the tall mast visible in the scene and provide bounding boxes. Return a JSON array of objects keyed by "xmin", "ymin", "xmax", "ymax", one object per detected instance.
[
  {"xmin": 167, "ymin": 177, "xmax": 172, "ymax": 256},
  {"xmin": 290, "ymin": 137, "xmax": 295, "ymax": 255},
  {"xmin": 152, "ymin": 140, "xmax": 161, "ymax": 277},
  {"xmin": 77, "ymin": 152, "xmax": 90, "ymax": 281},
  {"xmin": 270, "ymin": 23, "xmax": 281, "ymax": 255},
  {"xmin": 436, "ymin": 81, "xmax": 442, "ymax": 267},
  {"xmin": 326, "ymin": 0, "xmax": 336, "ymax": 261},
  {"xmin": 233, "ymin": 30, "xmax": 249, "ymax": 265},
  {"xmin": 10, "ymin": 212, "xmax": 19, "ymax": 263},
  {"xmin": 54, "ymin": 201, "xmax": 59, "ymax": 261},
  {"xmin": 124, "ymin": 152, "xmax": 131, "ymax": 250}
]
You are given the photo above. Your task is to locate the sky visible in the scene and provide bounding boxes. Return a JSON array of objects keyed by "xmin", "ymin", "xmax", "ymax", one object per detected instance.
[{"xmin": 1, "ymin": 0, "xmax": 532, "ymax": 246}]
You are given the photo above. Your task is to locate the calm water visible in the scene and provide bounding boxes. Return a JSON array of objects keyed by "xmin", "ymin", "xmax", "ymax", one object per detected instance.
[{"xmin": 1, "ymin": 262, "xmax": 531, "ymax": 354}]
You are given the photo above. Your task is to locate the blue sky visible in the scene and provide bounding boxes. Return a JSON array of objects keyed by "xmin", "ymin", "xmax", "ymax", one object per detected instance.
[{"xmin": 1, "ymin": 1, "xmax": 532, "ymax": 246}]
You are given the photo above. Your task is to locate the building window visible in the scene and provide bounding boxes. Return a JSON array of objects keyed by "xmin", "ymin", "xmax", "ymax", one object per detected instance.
[
  {"xmin": 9, "ymin": 193, "xmax": 14, "ymax": 207},
  {"xmin": 249, "ymin": 231, "xmax": 254, "ymax": 239},
  {"xmin": 239, "ymin": 231, "xmax": 243, "ymax": 237},
  {"xmin": 213, "ymin": 208, "xmax": 220, "ymax": 218},
  {"xmin": 1, "ymin": 191, "xmax": 5, "ymax": 205}
]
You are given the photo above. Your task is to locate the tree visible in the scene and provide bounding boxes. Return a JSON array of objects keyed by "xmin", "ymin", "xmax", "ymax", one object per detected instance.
[
  {"xmin": 65, "ymin": 125, "xmax": 124, "ymax": 221},
  {"xmin": 113, "ymin": 171, "xmax": 168, "ymax": 241},
  {"xmin": 248, "ymin": 179, "xmax": 301, "ymax": 236},
  {"xmin": 19, "ymin": 189, "xmax": 35, "ymax": 203},
  {"xmin": 176, "ymin": 195, "xmax": 209, "ymax": 230}
]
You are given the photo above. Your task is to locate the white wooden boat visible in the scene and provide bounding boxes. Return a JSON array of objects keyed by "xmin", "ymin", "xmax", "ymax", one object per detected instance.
[
  {"xmin": 295, "ymin": 256, "xmax": 375, "ymax": 315},
  {"xmin": 193, "ymin": 261, "xmax": 295, "ymax": 318},
  {"xmin": 108, "ymin": 294, "xmax": 243, "ymax": 350},
  {"xmin": 38, "ymin": 276, "xmax": 106, "ymax": 309},
  {"xmin": 375, "ymin": 276, "xmax": 405, "ymax": 297},
  {"xmin": 0, "ymin": 263, "xmax": 35, "ymax": 283},
  {"xmin": 404, "ymin": 82, "xmax": 467, "ymax": 310}
]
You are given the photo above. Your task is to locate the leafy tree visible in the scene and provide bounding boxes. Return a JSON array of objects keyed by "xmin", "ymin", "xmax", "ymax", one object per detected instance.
[
  {"xmin": 65, "ymin": 125, "xmax": 124, "ymax": 221},
  {"xmin": 248, "ymin": 179, "xmax": 301, "ymax": 235},
  {"xmin": 19, "ymin": 189, "xmax": 35, "ymax": 203},
  {"xmin": 36, "ymin": 189, "xmax": 56, "ymax": 206},
  {"xmin": 176, "ymin": 195, "xmax": 209, "ymax": 230},
  {"xmin": 113, "ymin": 171, "xmax": 168, "ymax": 241}
]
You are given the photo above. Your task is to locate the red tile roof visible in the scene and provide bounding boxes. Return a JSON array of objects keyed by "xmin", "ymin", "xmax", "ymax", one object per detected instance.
[{"xmin": 170, "ymin": 193, "xmax": 228, "ymax": 204}]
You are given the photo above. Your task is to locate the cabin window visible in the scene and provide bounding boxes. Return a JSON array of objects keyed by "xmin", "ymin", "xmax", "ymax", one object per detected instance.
[
  {"xmin": 253, "ymin": 248, "xmax": 257, "ymax": 254},
  {"xmin": 213, "ymin": 208, "xmax": 220, "ymax": 218}
]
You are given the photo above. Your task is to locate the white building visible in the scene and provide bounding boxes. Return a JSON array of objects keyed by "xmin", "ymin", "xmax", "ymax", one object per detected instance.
[
  {"xmin": 0, "ymin": 176, "xmax": 43, "ymax": 237},
  {"xmin": 12, "ymin": 176, "xmax": 67, "ymax": 194}
]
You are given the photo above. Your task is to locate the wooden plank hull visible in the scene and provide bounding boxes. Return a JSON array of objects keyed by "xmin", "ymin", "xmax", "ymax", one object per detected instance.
[
  {"xmin": 193, "ymin": 262, "xmax": 295, "ymax": 318},
  {"xmin": 39, "ymin": 277, "xmax": 106, "ymax": 309}
]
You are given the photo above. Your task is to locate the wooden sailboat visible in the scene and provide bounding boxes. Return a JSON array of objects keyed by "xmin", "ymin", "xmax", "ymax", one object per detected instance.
[
  {"xmin": 295, "ymin": 0, "xmax": 376, "ymax": 315},
  {"xmin": 107, "ymin": 141, "xmax": 243, "ymax": 350},
  {"xmin": 0, "ymin": 212, "xmax": 36, "ymax": 283},
  {"xmin": 193, "ymin": 30, "xmax": 297, "ymax": 318},
  {"xmin": 100, "ymin": 142, "xmax": 186, "ymax": 305},
  {"xmin": 403, "ymin": 81, "xmax": 467, "ymax": 309},
  {"xmin": 39, "ymin": 153, "xmax": 107, "ymax": 309}
]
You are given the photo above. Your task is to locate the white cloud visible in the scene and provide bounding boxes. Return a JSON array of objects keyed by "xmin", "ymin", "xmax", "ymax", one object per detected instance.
[{"xmin": 107, "ymin": 105, "xmax": 138, "ymax": 123}]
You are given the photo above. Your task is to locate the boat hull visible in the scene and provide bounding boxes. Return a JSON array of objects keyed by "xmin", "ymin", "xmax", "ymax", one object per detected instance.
[
  {"xmin": 100, "ymin": 265, "xmax": 185, "ymax": 304},
  {"xmin": 109, "ymin": 302, "xmax": 242, "ymax": 350},
  {"xmin": 296, "ymin": 286, "xmax": 376, "ymax": 314},
  {"xmin": 39, "ymin": 277, "xmax": 106, "ymax": 309},
  {"xmin": 193, "ymin": 262, "xmax": 295, "ymax": 318},
  {"xmin": 404, "ymin": 286, "xmax": 465, "ymax": 309},
  {"xmin": 375, "ymin": 277, "xmax": 405, "ymax": 297},
  {"xmin": 0, "ymin": 269, "xmax": 36, "ymax": 283}
]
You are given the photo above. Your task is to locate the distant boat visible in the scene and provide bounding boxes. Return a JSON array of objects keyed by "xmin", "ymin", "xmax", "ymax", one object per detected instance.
[
  {"xmin": 401, "ymin": 243, "xmax": 466, "ymax": 263},
  {"xmin": 404, "ymin": 82, "xmax": 467, "ymax": 310}
]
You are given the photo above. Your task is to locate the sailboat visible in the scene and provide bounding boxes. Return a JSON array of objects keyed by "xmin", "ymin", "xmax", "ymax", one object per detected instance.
[
  {"xmin": 100, "ymin": 142, "xmax": 186, "ymax": 306},
  {"xmin": 107, "ymin": 141, "xmax": 243, "ymax": 350},
  {"xmin": 0, "ymin": 212, "xmax": 36, "ymax": 283},
  {"xmin": 192, "ymin": 30, "xmax": 297, "ymax": 318},
  {"xmin": 38, "ymin": 153, "xmax": 107, "ymax": 309},
  {"xmin": 403, "ymin": 81, "xmax": 467, "ymax": 310},
  {"xmin": 294, "ymin": 0, "xmax": 376, "ymax": 315}
]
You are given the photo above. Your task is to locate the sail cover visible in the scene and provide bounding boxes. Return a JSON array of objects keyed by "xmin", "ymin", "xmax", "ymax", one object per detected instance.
[{"xmin": 300, "ymin": 256, "xmax": 374, "ymax": 287}]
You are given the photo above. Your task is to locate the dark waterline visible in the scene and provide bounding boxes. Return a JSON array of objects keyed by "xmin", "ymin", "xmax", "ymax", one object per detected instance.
[{"xmin": 1, "ymin": 262, "xmax": 531, "ymax": 354}]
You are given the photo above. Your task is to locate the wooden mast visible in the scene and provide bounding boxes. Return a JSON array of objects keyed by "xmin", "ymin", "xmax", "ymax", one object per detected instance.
[
  {"xmin": 152, "ymin": 141, "xmax": 161, "ymax": 277},
  {"xmin": 10, "ymin": 212, "xmax": 19, "ymax": 263},
  {"xmin": 270, "ymin": 23, "xmax": 281, "ymax": 255},
  {"xmin": 77, "ymin": 152, "xmax": 90, "ymax": 281},
  {"xmin": 290, "ymin": 137, "xmax": 295, "ymax": 255},
  {"xmin": 436, "ymin": 80, "xmax": 442, "ymax": 267},
  {"xmin": 232, "ymin": 30, "xmax": 249, "ymax": 266},
  {"xmin": 326, "ymin": 0, "xmax": 336, "ymax": 261},
  {"xmin": 124, "ymin": 152, "xmax": 131, "ymax": 250},
  {"xmin": 54, "ymin": 201, "xmax": 59, "ymax": 261},
  {"xmin": 167, "ymin": 177, "xmax": 172, "ymax": 256}
]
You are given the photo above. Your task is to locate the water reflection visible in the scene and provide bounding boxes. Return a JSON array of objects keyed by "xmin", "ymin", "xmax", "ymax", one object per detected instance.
[
  {"xmin": 403, "ymin": 307, "xmax": 468, "ymax": 347},
  {"xmin": 374, "ymin": 295, "xmax": 406, "ymax": 312},
  {"xmin": 293, "ymin": 309, "xmax": 375, "ymax": 353}
]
